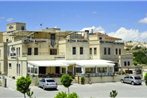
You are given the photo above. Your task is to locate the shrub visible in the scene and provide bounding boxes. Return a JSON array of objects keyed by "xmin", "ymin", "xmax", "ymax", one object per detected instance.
[
  {"xmin": 110, "ymin": 90, "xmax": 118, "ymax": 98},
  {"xmin": 54, "ymin": 92, "xmax": 79, "ymax": 98},
  {"xmin": 68, "ymin": 92, "xmax": 79, "ymax": 98},
  {"xmin": 54, "ymin": 92, "xmax": 67, "ymax": 98},
  {"xmin": 144, "ymin": 73, "xmax": 147, "ymax": 85},
  {"xmin": 81, "ymin": 77, "xmax": 85, "ymax": 84}
]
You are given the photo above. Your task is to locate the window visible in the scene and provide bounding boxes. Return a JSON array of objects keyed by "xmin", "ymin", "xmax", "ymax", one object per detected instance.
[
  {"xmin": 17, "ymin": 64, "xmax": 20, "ymax": 75},
  {"xmin": 50, "ymin": 49, "xmax": 57, "ymax": 55},
  {"xmin": 72, "ymin": 47, "xmax": 76, "ymax": 55},
  {"xmin": 8, "ymin": 63, "xmax": 11, "ymax": 68},
  {"xmin": 104, "ymin": 47, "xmax": 107, "ymax": 55},
  {"xmin": 119, "ymin": 48, "xmax": 121, "ymax": 55},
  {"xmin": 124, "ymin": 61, "xmax": 127, "ymax": 66},
  {"xmin": 16, "ymin": 47, "xmax": 20, "ymax": 56},
  {"xmin": 34, "ymin": 48, "xmax": 38, "ymax": 55},
  {"xmin": 115, "ymin": 48, "xmax": 118, "ymax": 55},
  {"xmin": 108, "ymin": 48, "xmax": 111, "ymax": 55},
  {"xmin": 90, "ymin": 48, "xmax": 92, "ymax": 55},
  {"xmin": 80, "ymin": 47, "xmax": 83, "ymax": 55},
  {"xmin": 99, "ymin": 37, "xmax": 102, "ymax": 40},
  {"xmin": 21, "ymin": 26, "xmax": 25, "ymax": 30},
  {"xmin": 27, "ymin": 48, "xmax": 32, "ymax": 55},
  {"xmin": 6, "ymin": 39, "xmax": 9, "ymax": 42},
  {"xmin": 50, "ymin": 34, "xmax": 56, "ymax": 47},
  {"xmin": 128, "ymin": 61, "xmax": 130, "ymax": 66},
  {"xmin": 94, "ymin": 48, "xmax": 97, "ymax": 55}
]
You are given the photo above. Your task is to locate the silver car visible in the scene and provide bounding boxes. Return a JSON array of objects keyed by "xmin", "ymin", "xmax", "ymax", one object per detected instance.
[
  {"xmin": 39, "ymin": 78, "xmax": 58, "ymax": 90},
  {"xmin": 120, "ymin": 75, "xmax": 142, "ymax": 85}
]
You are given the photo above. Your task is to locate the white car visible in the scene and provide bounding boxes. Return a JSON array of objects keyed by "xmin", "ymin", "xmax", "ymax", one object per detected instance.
[
  {"xmin": 38, "ymin": 78, "xmax": 58, "ymax": 90},
  {"xmin": 120, "ymin": 75, "xmax": 142, "ymax": 85}
]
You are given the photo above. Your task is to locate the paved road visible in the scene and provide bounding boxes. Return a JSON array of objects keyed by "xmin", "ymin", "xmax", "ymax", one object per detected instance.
[{"xmin": 1, "ymin": 82, "xmax": 147, "ymax": 98}]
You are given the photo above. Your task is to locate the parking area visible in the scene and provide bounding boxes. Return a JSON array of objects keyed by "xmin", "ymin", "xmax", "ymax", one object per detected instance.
[{"xmin": 1, "ymin": 82, "xmax": 147, "ymax": 98}]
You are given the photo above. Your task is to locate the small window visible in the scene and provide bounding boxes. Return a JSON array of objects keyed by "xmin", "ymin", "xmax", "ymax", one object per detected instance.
[
  {"xmin": 104, "ymin": 47, "xmax": 107, "ymax": 55},
  {"xmin": 34, "ymin": 48, "xmax": 38, "ymax": 55},
  {"xmin": 94, "ymin": 48, "xmax": 97, "ymax": 55},
  {"xmin": 90, "ymin": 48, "xmax": 92, "ymax": 55},
  {"xmin": 50, "ymin": 49, "xmax": 57, "ymax": 55},
  {"xmin": 80, "ymin": 47, "xmax": 83, "ymax": 55},
  {"xmin": 6, "ymin": 39, "xmax": 9, "ymax": 42},
  {"xmin": 119, "ymin": 48, "xmax": 121, "ymax": 55},
  {"xmin": 21, "ymin": 26, "xmax": 25, "ymax": 30},
  {"xmin": 128, "ymin": 61, "xmax": 130, "ymax": 66},
  {"xmin": 9, "ymin": 63, "xmax": 12, "ymax": 69},
  {"xmin": 72, "ymin": 47, "xmax": 76, "ymax": 55},
  {"xmin": 108, "ymin": 48, "xmax": 111, "ymax": 55},
  {"xmin": 115, "ymin": 48, "xmax": 118, "ymax": 55},
  {"xmin": 124, "ymin": 61, "xmax": 127, "ymax": 66},
  {"xmin": 27, "ymin": 48, "xmax": 32, "ymax": 55}
]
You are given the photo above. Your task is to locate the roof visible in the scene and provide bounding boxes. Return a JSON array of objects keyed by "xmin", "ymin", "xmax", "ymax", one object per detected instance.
[
  {"xmin": 91, "ymin": 32, "xmax": 121, "ymax": 40},
  {"xmin": 28, "ymin": 59, "xmax": 115, "ymax": 67}
]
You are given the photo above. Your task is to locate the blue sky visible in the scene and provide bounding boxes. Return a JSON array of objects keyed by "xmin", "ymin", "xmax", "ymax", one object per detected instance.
[{"xmin": 0, "ymin": 1, "xmax": 147, "ymax": 33}]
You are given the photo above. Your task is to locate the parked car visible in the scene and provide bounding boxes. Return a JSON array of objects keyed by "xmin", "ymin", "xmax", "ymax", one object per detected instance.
[
  {"xmin": 38, "ymin": 78, "xmax": 58, "ymax": 90},
  {"xmin": 120, "ymin": 75, "xmax": 142, "ymax": 85}
]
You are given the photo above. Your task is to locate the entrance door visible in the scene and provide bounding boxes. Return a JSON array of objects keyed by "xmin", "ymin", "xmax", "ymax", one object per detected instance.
[
  {"xmin": 39, "ymin": 67, "xmax": 46, "ymax": 74},
  {"xmin": 56, "ymin": 67, "xmax": 60, "ymax": 74}
]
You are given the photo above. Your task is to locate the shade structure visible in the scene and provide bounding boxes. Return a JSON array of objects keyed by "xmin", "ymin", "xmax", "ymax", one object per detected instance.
[
  {"xmin": 28, "ymin": 60, "xmax": 69, "ymax": 67},
  {"xmin": 28, "ymin": 59, "xmax": 115, "ymax": 68},
  {"xmin": 75, "ymin": 60, "xmax": 115, "ymax": 67}
]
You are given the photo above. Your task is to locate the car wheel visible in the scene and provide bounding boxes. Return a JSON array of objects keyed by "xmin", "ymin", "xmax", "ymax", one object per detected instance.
[
  {"xmin": 121, "ymin": 79, "xmax": 124, "ymax": 83},
  {"xmin": 131, "ymin": 81, "xmax": 135, "ymax": 85},
  {"xmin": 43, "ymin": 86, "xmax": 46, "ymax": 90}
]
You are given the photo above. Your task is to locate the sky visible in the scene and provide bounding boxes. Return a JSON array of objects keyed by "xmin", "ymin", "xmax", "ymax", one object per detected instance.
[{"xmin": 0, "ymin": 1, "xmax": 147, "ymax": 41}]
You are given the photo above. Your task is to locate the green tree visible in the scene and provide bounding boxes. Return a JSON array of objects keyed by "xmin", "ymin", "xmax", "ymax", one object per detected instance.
[
  {"xmin": 144, "ymin": 73, "xmax": 147, "ymax": 85},
  {"xmin": 110, "ymin": 90, "xmax": 118, "ymax": 98},
  {"xmin": 16, "ymin": 76, "xmax": 32, "ymax": 98},
  {"xmin": 133, "ymin": 51, "xmax": 147, "ymax": 65},
  {"xmin": 61, "ymin": 74, "xmax": 73, "ymax": 94}
]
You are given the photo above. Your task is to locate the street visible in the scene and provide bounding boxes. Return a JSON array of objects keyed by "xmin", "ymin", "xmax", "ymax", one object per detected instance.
[{"xmin": 0, "ymin": 82, "xmax": 147, "ymax": 98}]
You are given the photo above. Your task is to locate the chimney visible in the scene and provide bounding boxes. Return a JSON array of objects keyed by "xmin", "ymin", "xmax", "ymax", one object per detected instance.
[{"xmin": 84, "ymin": 30, "xmax": 89, "ymax": 39}]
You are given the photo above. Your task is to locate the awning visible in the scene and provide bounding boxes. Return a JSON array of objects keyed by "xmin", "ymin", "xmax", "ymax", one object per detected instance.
[
  {"xmin": 28, "ymin": 60, "xmax": 69, "ymax": 67},
  {"xmin": 28, "ymin": 59, "xmax": 115, "ymax": 67}
]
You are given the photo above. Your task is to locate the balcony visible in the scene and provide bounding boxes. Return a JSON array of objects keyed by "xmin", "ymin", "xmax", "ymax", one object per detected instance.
[{"xmin": 22, "ymin": 52, "xmax": 65, "ymax": 60}]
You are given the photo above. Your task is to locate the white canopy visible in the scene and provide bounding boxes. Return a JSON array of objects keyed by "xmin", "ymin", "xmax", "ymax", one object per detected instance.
[{"xmin": 28, "ymin": 59, "xmax": 115, "ymax": 68}]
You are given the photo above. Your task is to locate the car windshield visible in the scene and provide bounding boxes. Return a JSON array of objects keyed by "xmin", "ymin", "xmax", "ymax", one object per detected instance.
[
  {"xmin": 134, "ymin": 76, "xmax": 141, "ymax": 80},
  {"xmin": 46, "ymin": 79, "xmax": 55, "ymax": 82}
]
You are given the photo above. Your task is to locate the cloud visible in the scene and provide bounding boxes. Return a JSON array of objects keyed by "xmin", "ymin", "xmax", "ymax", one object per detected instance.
[
  {"xmin": 0, "ymin": 17, "xmax": 5, "ymax": 20},
  {"xmin": 108, "ymin": 27, "xmax": 147, "ymax": 42},
  {"xmin": 139, "ymin": 17, "xmax": 147, "ymax": 24},
  {"xmin": 81, "ymin": 26, "xmax": 105, "ymax": 33},
  {"xmin": 81, "ymin": 26, "xmax": 147, "ymax": 42},
  {"xmin": 6, "ymin": 18, "xmax": 14, "ymax": 22}
]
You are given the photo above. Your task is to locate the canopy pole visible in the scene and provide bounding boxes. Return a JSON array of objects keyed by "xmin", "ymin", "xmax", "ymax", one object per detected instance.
[
  {"xmin": 66, "ymin": 66, "xmax": 68, "ymax": 74},
  {"xmin": 95, "ymin": 66, "xmax": 97, "ymax": 73},
  {"xmin": 81, "ymin": 66, "xmax": 85, "ymax": 74}
]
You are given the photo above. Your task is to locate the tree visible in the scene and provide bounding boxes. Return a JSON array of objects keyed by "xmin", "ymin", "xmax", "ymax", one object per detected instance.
[
  {"xmin": 61, "ymin": 74, "xmax": 73, "ymax": 94},
  {"xmin": 16, "ymin": 76, "xmax": 32, "ymax": 98},
  {"xmin": 110, "ymin": 90, "xmax": 118, "ymax": 98},
  {"xmin": 144, "ymin": 73, "xmax": 147, "ymax": 85}
]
